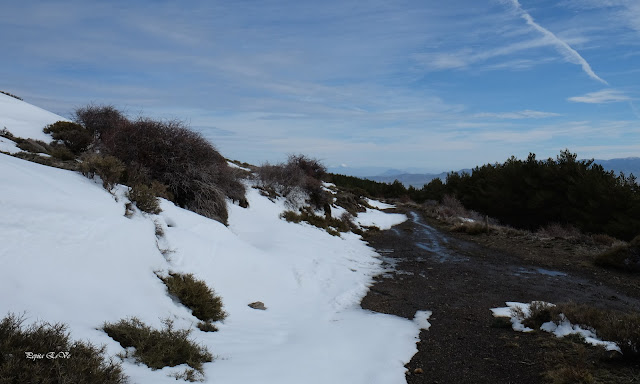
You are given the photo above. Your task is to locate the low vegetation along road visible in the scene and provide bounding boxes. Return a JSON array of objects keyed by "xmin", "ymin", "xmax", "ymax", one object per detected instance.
[{"xmin": 360, "ymin": 207, "xmax": 640, "ymax": 384}]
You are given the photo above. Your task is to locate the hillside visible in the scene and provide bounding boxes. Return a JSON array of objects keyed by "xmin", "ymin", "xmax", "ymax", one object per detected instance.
[{"xmin": 0, "ymin": 95, "xmax": 427, "ymax": 383}]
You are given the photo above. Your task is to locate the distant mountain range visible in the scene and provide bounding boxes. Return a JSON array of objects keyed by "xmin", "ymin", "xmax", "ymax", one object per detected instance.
[
  {"xmin": 594, "ymin": 157, "xmax": 640, "ymax": 178},
  {"xmin": 330, "ymin": 157, "xmax": 640, "ymax": 188}
]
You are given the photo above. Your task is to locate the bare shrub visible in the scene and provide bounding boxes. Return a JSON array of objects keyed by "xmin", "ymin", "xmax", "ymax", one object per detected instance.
[
  {"xmin": 452, "ymin": 222, "xmax": 489, "ymax": 235},
  {"xmin": 257, "ymin": 154, "xmax": 331, "ymax": 211},
  {"xmin": 522, "ymin": 301, "xmax": 555, "ymax": 329},
  {"xmin": 537, "ymin": 223, "xmax": 582, "ymax": 240},
  {"xmin": 257, "ymin": 162, "xmax": 305, "ymax": 197},
  {"xmin": 288, "ymin": 154, "xmax": 327, "ymax": 180},
  {"xmin": 591, "ymin": 233, "xmax": 617, "ymax": 246},
  {"xmin": 73, "ymin": 105, "xmax": 127, "ymax": 144},
  {"xmin": 436, "ymin": 195, "xmax": 466, "ymax": 219},
  {"xmin": 545, "ymin": 366, "xmax": 594, "ymax": 384},
  {"xmin": 82, "ymin": 111, "xmax": 246, "ymax": 225},
  {"xmin": 552, "ymin": 303, "xmax": 640, "ymax": 359}
]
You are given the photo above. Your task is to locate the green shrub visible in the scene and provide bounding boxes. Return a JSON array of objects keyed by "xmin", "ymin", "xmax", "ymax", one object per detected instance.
[
  {"xmin": 49, "ymin": 145, "xmax": 76, "ymax": 161},
  {"xmin": 79, "ymin": 154, "xmax": 125, "ymax": 190},
  {"xmin": 126, "ymin": 184, "xmax": 162, "ymax": 214},
  {"xmin": 196, "ymin": 321, "xmax": 218, "ymax": 333},
  {"xmin": 0, "ymin": 313, "xmax": 128, "ymax": 384},
  {"xmin": 16, "ymin": 139, "xmax": 50, "ymax": 154},
  {"xmin": 594, "ymin": 235, "xmax": 640, "ymax": 273},
  {"xmin": 159, "ymin": 273, "xmax": 226, "ymax": 323},
  {"xmin": 431, "ymin": 150, "xmax": 640, "ymax": 241},
  {"xmin": 44, "ymin": 121, "xmax": 93, "ymax": 154},
  {"xmin": 103, "ymin": 317, "xmax": 211, "ymax": 379},
  {"xmin": 280, "ymin": 209, "xmax": 354, "ymax": 236}
]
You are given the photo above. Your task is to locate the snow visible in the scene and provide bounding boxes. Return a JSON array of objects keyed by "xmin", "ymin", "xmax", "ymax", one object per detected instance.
[
  {"xmin": 413, "ymin": 311, "xmax": 432, "ymax": 330},
  {"xmin": 366, "ymin": 198, "xmax": 395, "ymax": 210},
  {"xmin": 0, "ymin": 93, "xmax": 67, "ymax": 141},
  {"xmin": 0, "ymin": 136, "xmax": 20, "ymax": 154},
  {"xmin": 540, "ymin": 319, "xmax": 620, "ymax": 352},
  {"xmin": 356, "ymin": 207, "xmax": 407, "ymax": 230},
  {"xmin": 0, "ymin": 153, "xmax": 422, "ymax": 383},
  {"xmin": 227, "ymin": 161, "xmax": 250, "ymax": 171},
  {"xmin": 0, "ymin": 97, "xmax": 430, "ymax": 383},
  {"xmin": 491, "ymin": 301, "xmax": 620, "ymax": 352}
]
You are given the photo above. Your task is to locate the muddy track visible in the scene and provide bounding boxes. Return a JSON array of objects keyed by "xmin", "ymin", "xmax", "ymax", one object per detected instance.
[{"xmin": 360, "ymin": 208, "xmax": 640, "ymax": 384}]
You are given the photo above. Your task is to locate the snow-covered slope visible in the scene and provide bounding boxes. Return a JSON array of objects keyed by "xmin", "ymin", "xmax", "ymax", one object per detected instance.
[
  {"xmin": 0, "ymin": 93, "xmax": 68, "ymax": 141},
  {"xmin": 0, "ymin": 97, "xmax": 425, "ymax": 383}
]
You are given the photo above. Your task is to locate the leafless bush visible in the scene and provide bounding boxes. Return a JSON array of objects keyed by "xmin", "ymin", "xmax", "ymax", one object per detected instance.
[
  {"xmin": 437, "ymin": 195, "xmax": 466, "ymax": 218},
  {"xmin": 76, "ymin": 109, "xmax": 247, "ymax": 225},
  {"xmin": 257, "ymin": 162, "xmax": 306, "ymax": 197},
  {"xmin": 594, "ymin": 235, "xmax": 640, "ymax": 273},
  {"xmin": 73, "ymin": 105, "xmax": 127, "ymax": 145},
  {"xmin": 452, "ymin": 222, "xmax": 489, "ymax": 235},
  {"xmin": 257, "ymin": 154, "xmax": 331, "ymax": 211},
  {"xmin": 591, "ymin": 233, "xmax": 617, "ymax": 246}
]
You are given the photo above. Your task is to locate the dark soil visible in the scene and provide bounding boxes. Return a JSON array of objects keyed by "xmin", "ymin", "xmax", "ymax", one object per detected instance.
[{"xmin": 359, "ymin": 207, "xmax": 640, "ymax": 384}]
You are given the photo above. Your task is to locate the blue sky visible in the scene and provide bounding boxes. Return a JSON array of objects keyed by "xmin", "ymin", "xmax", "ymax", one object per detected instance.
[{"xmin": 1, "ymin": 0, "xmax": 639, "ymax": 173}]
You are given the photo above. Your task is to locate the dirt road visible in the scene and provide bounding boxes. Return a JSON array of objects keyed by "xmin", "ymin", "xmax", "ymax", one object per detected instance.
[{"xmin": 360, "ymin": 208, "xmax": 640, "ymax": 383}]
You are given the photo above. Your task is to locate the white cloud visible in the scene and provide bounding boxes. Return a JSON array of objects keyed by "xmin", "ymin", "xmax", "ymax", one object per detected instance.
[
  {"xmin": 505, "ymin": 0, "xmax": 608, "ymax": 84},
  {"xmin": 474, "ymin": 110, "xmax": 561, "ymax": 119},
  {"xmin": 568, "ymin": 89, "xmax": 631, "ymax": 103}
]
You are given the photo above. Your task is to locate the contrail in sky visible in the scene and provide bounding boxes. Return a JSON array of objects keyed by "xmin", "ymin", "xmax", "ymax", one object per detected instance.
[{"xmin": 507, "ymin": 0, "xmax": 608, "ymax": 85}]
